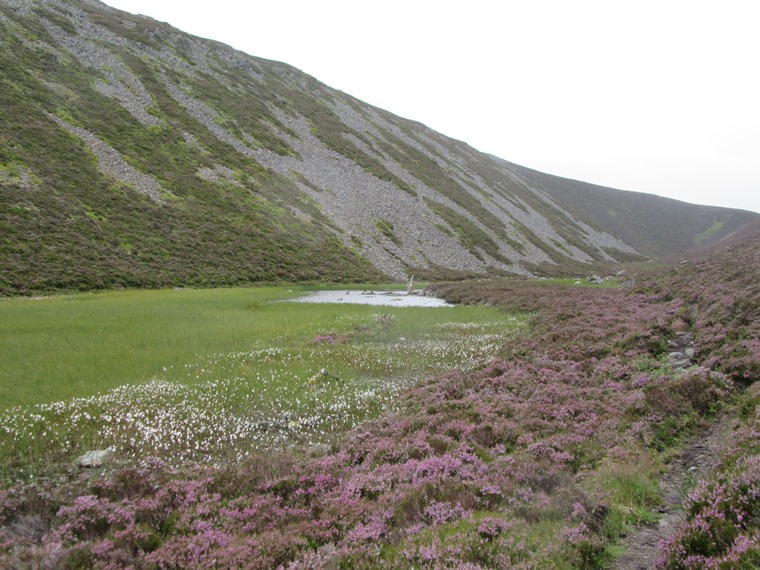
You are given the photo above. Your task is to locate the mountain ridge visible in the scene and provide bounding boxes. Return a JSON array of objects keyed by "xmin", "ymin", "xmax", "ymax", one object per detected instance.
[
  {"xmin": 1, "ymin": 0, "xmax": 756, "ymax": 294},
  {"xmin": 499, "ymin": 159, "xmax": 758, "ymax": 258}
]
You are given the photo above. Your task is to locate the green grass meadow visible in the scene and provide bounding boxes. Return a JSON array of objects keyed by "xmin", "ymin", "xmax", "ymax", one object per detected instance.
[
  {"xmin": 1, "ymin": 287, "xmax": 303, "ymax": 408},
  {"xmin": 0, "ymin": 286, "xmax": 528, "ymax": 479}
]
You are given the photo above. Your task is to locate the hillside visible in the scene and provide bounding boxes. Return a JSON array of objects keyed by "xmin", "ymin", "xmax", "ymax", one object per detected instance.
[
  {"xmin": 1, "ymin": 0, "xmax": 756, "ymax": 294},
  {"xmin": 502, "ymin": 160, "xmax": 758, "ymax": 258}
]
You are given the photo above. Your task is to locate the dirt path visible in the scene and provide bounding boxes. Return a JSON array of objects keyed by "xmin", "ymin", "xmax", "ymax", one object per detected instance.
[{"xmin": 611, "ymin": 415, "xmax": 734, "ymax": 569}]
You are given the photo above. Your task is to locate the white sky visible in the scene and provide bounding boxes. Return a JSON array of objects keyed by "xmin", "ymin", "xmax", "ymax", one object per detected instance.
[{"xmin": 101, "ymin": 0, "xmax": 760, "ymax": 214}]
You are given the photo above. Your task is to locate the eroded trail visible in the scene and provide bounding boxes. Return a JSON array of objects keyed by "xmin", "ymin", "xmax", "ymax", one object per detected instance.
[{"xmin": 612, "ymin": 415, "xmax": 734, "ymax": 569}]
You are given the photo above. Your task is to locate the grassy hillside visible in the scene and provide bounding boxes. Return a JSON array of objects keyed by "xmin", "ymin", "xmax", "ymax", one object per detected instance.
[
  {"xmin": 0, "ymin": 3, "xmax": 384, "ymax": 293},
  {"xmin": 1, "ymin": 0, "xmax": 756, "ymax": 295}
]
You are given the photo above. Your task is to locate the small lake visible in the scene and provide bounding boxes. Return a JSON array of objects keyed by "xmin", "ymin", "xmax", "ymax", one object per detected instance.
[{"xmin": 291, "ymin": 290, "xmax": 453, "ymax": 307}]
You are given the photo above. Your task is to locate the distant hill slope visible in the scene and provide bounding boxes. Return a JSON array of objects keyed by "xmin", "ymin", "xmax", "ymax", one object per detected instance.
[
  {"xmin": 502, "ymin": 161, "xmax": 757, "ymax": 258},
  {"xmin": 0, "ymin": 0, "xmax": 756, "ymax": 294}
]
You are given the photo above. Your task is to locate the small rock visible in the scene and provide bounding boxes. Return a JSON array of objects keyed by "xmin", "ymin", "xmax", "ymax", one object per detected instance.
[
  {"xmin": 668, "ymin": 351, "xmax": 692, "ymax": 369},
  {"xmin": 77, "ymin": 448, "xmax": 114, "ymax": 468},
  {"xmin": 307, "ymin": 368, "xmax": 339, "ymax": 384}
]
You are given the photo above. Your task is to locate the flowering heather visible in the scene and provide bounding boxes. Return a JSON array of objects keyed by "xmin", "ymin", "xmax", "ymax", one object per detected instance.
[{"xmin": 1, "ymin": 225, "xmax": 759, "ymax": 568}]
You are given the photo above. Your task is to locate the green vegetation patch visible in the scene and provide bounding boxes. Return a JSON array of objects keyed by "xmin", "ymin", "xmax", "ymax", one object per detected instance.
[
  {"xmin": 425, "ymin": 199, "xmax": 508, "ymax": 263},
  {"xmin": 694, "ymin": 218, "xmax": 724, "ymax": 244},
  {"xmin": 374, "ymin": 217, "xmax": 401, "ymax": 246},
  {"xmin": 0, "ymin": 286, "xmax": 528, "ymax": 478}
]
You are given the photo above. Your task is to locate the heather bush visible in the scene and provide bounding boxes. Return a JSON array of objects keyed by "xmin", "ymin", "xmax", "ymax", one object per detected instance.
[{"xmin": 2, "ymin": 226, "xmax": 760, "ymax": 568}]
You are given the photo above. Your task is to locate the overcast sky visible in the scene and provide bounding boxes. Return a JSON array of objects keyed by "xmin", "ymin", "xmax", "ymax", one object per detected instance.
[{"xmin": 101, "ymin": 0, "xmax": 759, "ymax": 214}]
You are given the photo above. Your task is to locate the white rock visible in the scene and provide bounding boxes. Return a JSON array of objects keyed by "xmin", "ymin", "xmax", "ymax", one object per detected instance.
[{"xmin": 77, "ymin": 448, "xmax": 114, "ymax": 468}]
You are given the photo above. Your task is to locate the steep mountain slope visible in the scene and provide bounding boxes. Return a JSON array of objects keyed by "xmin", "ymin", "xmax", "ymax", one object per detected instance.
[{"xmin": 0, "ymin": 0, "xmax": 756, "ymax": 294}]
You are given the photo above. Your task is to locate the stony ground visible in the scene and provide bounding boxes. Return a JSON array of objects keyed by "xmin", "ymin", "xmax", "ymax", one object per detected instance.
[{"xmin": 612, "ymin": 414, "xmax": 734, "ymax": 569}]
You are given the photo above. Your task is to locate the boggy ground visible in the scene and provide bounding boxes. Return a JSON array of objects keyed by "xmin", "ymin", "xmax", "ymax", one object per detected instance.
[
  {"xmin": 1, "ymin": 225, "xmax": 759, "ymax": 568},
  {"xmin": 0, "ymin": 290, "xmax": 524, "ymax": 477}
]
